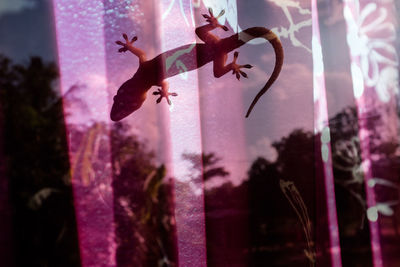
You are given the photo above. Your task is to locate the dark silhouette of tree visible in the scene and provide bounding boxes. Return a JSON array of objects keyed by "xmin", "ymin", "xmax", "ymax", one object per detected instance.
[
  {"xmin": 3, "ymin": 51, "xmax": 399, "ymax": 266},
  {"xmin": 247, "ymin": 131, "xmax": 315, "ymax": 267},
  {"xmin": 328, "ymin": 106, "xmax": 400, "ymax": 266},
  {"xmin": 111, "ymin": 122, "xmax": 177, "ymax": 267},
  {"xmin": 273, "ymin": 129, "xmax": 315, "ymax": 204},
  {"xmin": 0, "ymin": 55, "xmax": 14, "ymax": 267},
  {"xmin": 0, "ymin": 54, "xmax": 179, "ymax": 267},
  {"xmin": 0, "ymin": 55, "xmax": 81, "ymax": 266},
  {"xmin": 182, "ymin": 152, "xmax": 251, "ymax": 266},
  {"xmin": 243, "ymin": 105, "xmax": 400, "ymax": 266},
  {"xmin": 328, "ymin": 106, "xmax": 370, "ymax": 248},
  {"xmin": 182, "ymin": 152, "xmax": 229, "ymax": 182}
]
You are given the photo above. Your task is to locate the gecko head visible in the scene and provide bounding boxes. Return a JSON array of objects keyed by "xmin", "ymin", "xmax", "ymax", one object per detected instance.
[{"xmin": 110, "ymin": 82, "xmax": 148, "ymax": 121}]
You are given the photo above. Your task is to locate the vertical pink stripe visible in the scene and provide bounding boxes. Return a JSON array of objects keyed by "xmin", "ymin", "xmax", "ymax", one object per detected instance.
[
  {"xmin": 311, "ymin": 1, "xmax": 342, "ymax": 266},
  {"xmin": 156, "ymin": 1, "xmax": 207, "ymax": 266},
  {"xmin": 52, "ymin": 1, "xmax": 115, "ymax": 266},
  {"xmin": 191, "ymin": 2, "xmax": 249, "ymax": 263},
  {"xmin": 342, "ymin": 1, "xmax": 383, "ymax": 266},
  {"xmin": 353, "ymin": 87, "xmax": 383, "ymax": 267}
]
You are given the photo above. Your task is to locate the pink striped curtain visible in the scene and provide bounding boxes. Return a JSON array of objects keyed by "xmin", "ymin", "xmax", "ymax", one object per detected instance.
[{"xmin": 50, "ymin": 0, "xmax": 399, "ymax": 266}]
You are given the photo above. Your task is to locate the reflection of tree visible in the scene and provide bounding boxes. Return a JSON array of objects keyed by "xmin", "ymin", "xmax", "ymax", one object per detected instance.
[
  {"xmin": 111, "ymin": 122, "xmax": 177, "ymax": 267},
  {"xmin": 3, "ymin": 53, "xmax": 399, "ymax": 266},
  {"xmin": 328, "ymin": 106, "xmax": 400, "ymax": 266},
  {"xmin": 182, "ymin": 152, "xmax": 251, "ymax": 266},
  {"xmin": 0, "ymin": 54, "xmax": 179, "ymax": 266},
  {"xmin": 182, "ymin": 152, "xmax": 229, "ymax": 182},
  {"xmin": 141, "ymin": 104, "xmax": 399, "ymax": 266},
  {"xmin": 330, "ymin": 106, "xmax": 400, "ymax": 221},
  {"xmin": 180, "ymin": 136, "xmax": 316, "ymax": 266},
  {"xmin": 247, "ymin": 130, "xmax": 315, "ymax": 267},
  {"xmin": 0, "ymin": 55, "xmax": 80, "ymax": 266},
  {"xmin": 245, "ymin": 105, "xmax": 400, "ymax": 266},
  {"xmin": 273, "ymin": 129, "xmax": 315, "ymax": 208}
]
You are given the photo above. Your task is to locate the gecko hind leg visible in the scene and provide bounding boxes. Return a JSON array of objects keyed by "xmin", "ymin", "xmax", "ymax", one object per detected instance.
[
  {"xmin": 213, "ymin": 51, "xmax": 252, "ymax": 80},
  {"xmin": 152, "ymin": 81, "xmax": 178, "ymax": 105}
]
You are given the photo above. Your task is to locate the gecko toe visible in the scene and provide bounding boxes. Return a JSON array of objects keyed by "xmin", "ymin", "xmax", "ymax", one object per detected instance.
[
  {"xmin": 152, "ymin": 88, "xmax": 162, "ymax": 95},
  {"xmin": 217, "ymin": 9, "xmax": 225, "ymax": 18},
  {"xmin": 153, "ymin": 87, "xmax": 177, "ymax": 105}
]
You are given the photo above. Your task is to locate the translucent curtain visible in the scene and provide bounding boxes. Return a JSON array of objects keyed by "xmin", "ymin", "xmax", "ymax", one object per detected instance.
[{"xmin": 51, "ymin": 0, "xmax": 400, "ymax": 266}]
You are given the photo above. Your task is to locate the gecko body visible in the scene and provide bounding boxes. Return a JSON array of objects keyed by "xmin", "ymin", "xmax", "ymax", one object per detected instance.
[{"xmin": 111, "ymin": 9, "xmax": 283, "ymax": 121}]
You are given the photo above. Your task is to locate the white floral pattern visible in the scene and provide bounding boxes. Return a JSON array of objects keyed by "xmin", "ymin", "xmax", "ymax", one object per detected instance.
[{"xmin": 343, "ymin": 1, "xmax": 399, "ymax": 102}]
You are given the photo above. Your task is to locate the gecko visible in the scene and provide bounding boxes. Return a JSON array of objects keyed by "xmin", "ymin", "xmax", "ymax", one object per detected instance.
[{"xmin": 110, "ymin": 8, "xmax": 283, "ymax": 121}]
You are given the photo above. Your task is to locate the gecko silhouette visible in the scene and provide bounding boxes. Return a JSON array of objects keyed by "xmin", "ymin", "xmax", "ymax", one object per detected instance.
[{"xmin": 110, "ymin": 8, "xmax": 283, "ymax": 121}]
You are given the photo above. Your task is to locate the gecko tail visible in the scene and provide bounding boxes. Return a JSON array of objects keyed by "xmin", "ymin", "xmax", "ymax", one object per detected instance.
[{"xmin": 241, "ymin": 27, "xmax": 284, "ymax": 118}]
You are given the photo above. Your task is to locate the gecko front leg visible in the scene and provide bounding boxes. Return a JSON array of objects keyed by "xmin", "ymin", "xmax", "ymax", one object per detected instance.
[
  {"xmin": 152, "ymin": 81, "xmax": 178, "ymax": 105},
  {"xmin": 115, "ymin": 33, "xmax": 147, "ymax": 63}
]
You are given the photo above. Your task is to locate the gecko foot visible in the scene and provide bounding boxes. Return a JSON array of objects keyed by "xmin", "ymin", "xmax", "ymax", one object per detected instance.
[
  {"xmin": 202, "ymin": 8, "xmax": 228, "ymax": 31},
  {"xmin": 152, "ymin": 82, "xmax": 178, "ymax": 105},
  {"xmin": 231, "ymin": 51, "xmax": 252, "ymax": 80},
  {"xmin": 115, "ymin": 33, "xmax": 138, "ymax": 53}
]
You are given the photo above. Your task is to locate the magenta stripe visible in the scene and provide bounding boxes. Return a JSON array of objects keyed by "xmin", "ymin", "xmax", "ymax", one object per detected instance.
[
  {"xmin": 311, "ymin": 0, "xmax": 343, "ymax": 266},
  {"xmin": 342, "ymin": 1, "xmax": 383, "ymax": 266},
  {"xmin": 157, "ymin": 1, "xmax": 208, "ymax": 266},
  {"xmin": 52, "ymin": 1, "xmax": 115, "ymax": 266}
]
